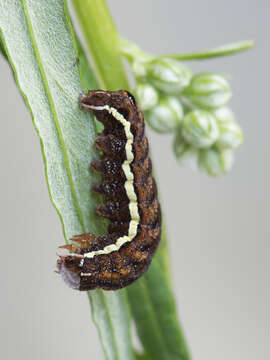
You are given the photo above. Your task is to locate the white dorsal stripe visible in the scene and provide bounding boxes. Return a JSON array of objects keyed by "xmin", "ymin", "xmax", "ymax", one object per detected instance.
[{"xmin": 82, "ymin": 105, "xmax": 140, "ymax": 259}]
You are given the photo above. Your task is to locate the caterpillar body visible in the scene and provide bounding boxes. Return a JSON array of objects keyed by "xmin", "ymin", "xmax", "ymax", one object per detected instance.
[{"xmin": 57, "ymin": 90, "xmax": 161, "ymax": 290}]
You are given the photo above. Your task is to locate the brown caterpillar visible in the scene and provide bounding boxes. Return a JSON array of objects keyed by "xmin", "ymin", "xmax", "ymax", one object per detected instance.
[{"xmin": 57, "ymin": 90, "xmax": 161, "ymax": 290}]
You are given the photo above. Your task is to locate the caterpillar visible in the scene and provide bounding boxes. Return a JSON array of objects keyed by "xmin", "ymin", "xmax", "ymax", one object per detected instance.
[{"xmin": 57, "ymin": 90, "xmax": 161, "ymax": 290}]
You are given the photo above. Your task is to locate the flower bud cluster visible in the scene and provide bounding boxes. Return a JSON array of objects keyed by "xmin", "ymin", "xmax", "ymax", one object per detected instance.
[
  {"xmin": 121, "ymin": 40, "xmax": 244, "ymax": 176},
  {"xmin": 134, "ymin": 58, "xmax": 190, "ymax": 134}
]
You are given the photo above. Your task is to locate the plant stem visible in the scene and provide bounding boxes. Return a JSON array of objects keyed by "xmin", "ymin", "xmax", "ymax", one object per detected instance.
[
  {"xmin": 163, "ymin": 40, "xmax": 254, "ymax": 60},
  {"xmin": 71, "ymin": 0, "xmax": 129, "ymax": 90}
]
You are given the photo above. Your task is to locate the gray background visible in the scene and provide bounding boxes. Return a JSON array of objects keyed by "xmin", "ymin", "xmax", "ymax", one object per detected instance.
[{"xmin": 0, "ymin": 1, "xmax": 269, "ymax": 359}]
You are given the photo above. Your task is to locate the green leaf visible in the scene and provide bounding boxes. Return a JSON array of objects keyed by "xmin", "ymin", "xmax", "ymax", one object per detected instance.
[
  {"xmin": 0, "ymin": 36, "xmax": 7, "ymax": 59},
  {"xmin": 135, "ymin": 353, "xmax": 150, "ymax": 360},
  {"xmin": 127, "ymin": 229, "xmax": 190, "ymax": 360},
  {"xmin": 89, "ymin": 289, "xmax": 133, "ymax": 360},
  {"xmin": 75, "ymin": 35, "xmax": 104, "ymax": 134},
  {"xmin": 0, "ymin": 1, "xmax": 133, "ymax": 359},
  {"xmin": 163, "ymin": 40, "xmax": 254, "ymax": 61},
  {"xmin": 76, "ymin": 36, "xmax": 99, "ymax": 91}
]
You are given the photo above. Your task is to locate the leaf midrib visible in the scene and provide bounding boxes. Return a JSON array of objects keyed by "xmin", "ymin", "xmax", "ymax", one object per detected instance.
[{"xmin": 21, "ymin": 0, "xmax": 86, "ymax": 236}]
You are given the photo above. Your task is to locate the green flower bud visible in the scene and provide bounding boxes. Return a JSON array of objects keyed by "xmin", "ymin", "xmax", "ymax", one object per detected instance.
[
  {"xmin": 146, "ymin": 96, "xmax": 184, "ymax": 133},
  {"xmin": 172, "ymin": 130, "xmax": 199, "ymax": 170},
  {"xmin": 172, "ymin": 129, "xmax": 190, "ymax": 159},
  {"xmin": 213, "ymin": 107, "xmax": 244, "ymax": 149},
  {"xmin": 212, "ymin": 106, "xmax": 234, "ymax": 123},
  {"xmin": 217, "ymin": 121, "xmax": 243, "ymax": 149},
  {"xmin": 135, "ymin": 83, "xmax": 158, "ymax": 111},
  {"xmin": 132, "ymin": 61, "xmax": 147, "ymax": 78},
  {"xmin": 184, "ymin": 73, "xmax": 232, "ymax": 109},
  {"xmin": 146, "ymin": 57, "xmax": 192, "ymax": 93},
  {"xmin": 198, "ymin": 147, "xmax": 234, "ymax": 176},
  {"xmin": 182, "ymin": 110, "xmax": 219, "ymax": 148}
]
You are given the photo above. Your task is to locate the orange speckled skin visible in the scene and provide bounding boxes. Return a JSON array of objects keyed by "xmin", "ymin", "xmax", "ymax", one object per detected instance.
[{"xmin": 57, "ymin": 90, "xmax": 161, "ymax": 290}]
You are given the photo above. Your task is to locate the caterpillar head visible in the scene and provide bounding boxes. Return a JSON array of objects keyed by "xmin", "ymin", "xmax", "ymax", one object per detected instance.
[{"xmin": 57, "ymin": 255, "xmax": 82, "ymax": 290}]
